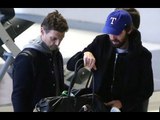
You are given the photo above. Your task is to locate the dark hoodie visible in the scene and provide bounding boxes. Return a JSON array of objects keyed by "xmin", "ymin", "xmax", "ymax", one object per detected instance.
[
  {"xmin": 67, "ymin": 29, "xmax": 154, "ymax": 112},
  {"xmin": 12, "ymin": 36, "xmax": 65, "ymax": 112}
]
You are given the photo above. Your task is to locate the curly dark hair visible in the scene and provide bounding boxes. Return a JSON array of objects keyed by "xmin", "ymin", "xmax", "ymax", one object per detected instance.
[{"xmin": 41, "ymin": 10, "xmax": 69, "ymax": 33}]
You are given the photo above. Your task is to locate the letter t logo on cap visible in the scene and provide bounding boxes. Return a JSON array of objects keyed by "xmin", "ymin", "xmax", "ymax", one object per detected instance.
[{"xmin": 110, "ymin": 17, "xmax": 117, "ymax": 24}]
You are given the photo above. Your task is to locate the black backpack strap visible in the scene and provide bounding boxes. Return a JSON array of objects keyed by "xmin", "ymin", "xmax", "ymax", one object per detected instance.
[
  {"xmin": 18, "ymin": 49, "xmax": 37, "ymax": 78},
  {"xmin": 19, "ymin": 50, "xmax": 31, "ymax": 56}
]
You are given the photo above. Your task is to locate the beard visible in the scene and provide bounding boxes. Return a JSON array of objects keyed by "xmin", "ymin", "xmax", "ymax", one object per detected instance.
[
  {"xmin": 110, "ymin": 34, "xmax": 129, "ymax": 48},
  {"xmin": 111, "ymin": 39, "xmax": 126, "ymax": 48},
  {"xmin": 49, "ymin": 45, "xmax": 59, "ymax": 51}
]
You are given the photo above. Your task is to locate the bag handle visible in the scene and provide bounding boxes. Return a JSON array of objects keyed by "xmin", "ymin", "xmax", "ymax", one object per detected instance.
[{"xmin": 67, "ymin": 58, "xmax": 93, "ymax": 97}]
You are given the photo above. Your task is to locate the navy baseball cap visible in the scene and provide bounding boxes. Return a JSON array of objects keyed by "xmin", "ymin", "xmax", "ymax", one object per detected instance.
[{"xmin": 103, "ymin": 10, "xmax": 132, "ymax": 35}]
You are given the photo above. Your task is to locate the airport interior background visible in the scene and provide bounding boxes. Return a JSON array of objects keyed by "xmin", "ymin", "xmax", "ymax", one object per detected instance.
[{"xmin": 0, "ymin": 8, "xmax": 160, "ymax": 112}]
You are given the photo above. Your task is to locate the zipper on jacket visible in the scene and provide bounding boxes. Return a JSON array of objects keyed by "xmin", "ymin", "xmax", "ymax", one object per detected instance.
[{"xmin": 111, "ymin": 53, "xmax": 118, "ymax": 97}]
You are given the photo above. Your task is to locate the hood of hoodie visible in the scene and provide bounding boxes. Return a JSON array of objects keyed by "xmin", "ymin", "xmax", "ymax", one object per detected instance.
[
  {"xmin": 128, "ymin": 29, "xmax": 142, "ymax": 57},
  {"xmin": 24, "ymin": 36, "xmax": 59, "ymax": 54}
]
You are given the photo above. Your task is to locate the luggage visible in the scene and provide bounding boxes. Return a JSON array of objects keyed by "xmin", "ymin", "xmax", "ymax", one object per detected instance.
[
  {"xmin": 34, "ymin": 59, "xmax": 108, "ymax": 112},
  {"xmin": 35, "ymin": 93, "xmax": 108, "ymax": 112}
]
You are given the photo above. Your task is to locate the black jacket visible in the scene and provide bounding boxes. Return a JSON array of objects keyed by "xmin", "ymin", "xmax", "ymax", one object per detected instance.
[
  {"xmin": 12, "ymin": 48, "xmax": 65, "ymax": 112},
  {"xmin": 67, "ymin": 30, "xmax": 154, "ymax": 112}
]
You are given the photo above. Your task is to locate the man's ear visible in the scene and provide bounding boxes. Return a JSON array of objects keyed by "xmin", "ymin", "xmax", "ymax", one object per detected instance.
[{"xmin": 41, "ymin": 27, "xmax": 44, "ymax": 35}]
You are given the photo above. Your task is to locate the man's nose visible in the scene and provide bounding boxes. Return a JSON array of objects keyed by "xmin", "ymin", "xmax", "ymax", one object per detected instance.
[{"xmin": 55, "ymin": 40, "xmax": 60, "ymax": 46}]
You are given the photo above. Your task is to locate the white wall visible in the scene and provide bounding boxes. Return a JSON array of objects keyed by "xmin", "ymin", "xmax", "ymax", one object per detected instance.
[
  {"xmin": 14, "ymin": 8, "xmax": 112, "ymax": 24},
  {"xmin": 14, "ymin": 8, "xmax": 160, "ymax": 44},
  {"xmin": 137, "ymin": 8, "xmax": 160, "ymax": 43}
]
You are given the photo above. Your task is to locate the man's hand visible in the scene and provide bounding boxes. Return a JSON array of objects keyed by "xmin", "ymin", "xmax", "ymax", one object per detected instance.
[
  {"xmin": 104, "ymin": 100, "xmax": 122, "ymax": 109},
  {"xmin": 83, "ymin": 52, "xmax": 97, "ymax": 70}
]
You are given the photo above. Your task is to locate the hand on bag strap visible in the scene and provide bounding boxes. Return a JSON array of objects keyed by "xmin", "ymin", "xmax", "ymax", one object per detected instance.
[{"xmin": 67, "ymin": 58, "xmax": 93, "ymax": 97}]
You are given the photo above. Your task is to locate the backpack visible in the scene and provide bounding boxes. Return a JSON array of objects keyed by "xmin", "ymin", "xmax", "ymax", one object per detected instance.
[{"xmin": 11, "ymin": 49, "xmax": 37, "ymax": 79}]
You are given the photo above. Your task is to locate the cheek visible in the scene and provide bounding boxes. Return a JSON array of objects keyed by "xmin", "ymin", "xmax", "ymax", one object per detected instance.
[
  {"xmin": 45, "ymin": 38, "xmax": 52, "ymax": 46},
  {"xmin": 117, "ymin": 35, "xmax": 125, "ymax": 42}
]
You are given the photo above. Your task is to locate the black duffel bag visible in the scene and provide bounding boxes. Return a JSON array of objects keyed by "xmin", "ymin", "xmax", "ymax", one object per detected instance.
[
  {"xmin": 35, "ymin": 59, "xmax": 108, "ymax": 112},
  {"xmin": 35, "ymin": 93, "xmax": 108, "ymax": 112}
]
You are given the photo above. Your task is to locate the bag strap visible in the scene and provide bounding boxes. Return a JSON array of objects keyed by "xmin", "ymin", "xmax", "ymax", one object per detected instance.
[
  {"xmin": 18, "ymin": 49, "xmax": 37, "ymax": 78},
  {"xmin": 67, "ymin": 58, "xmax": 94, "ymax": 97}
]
